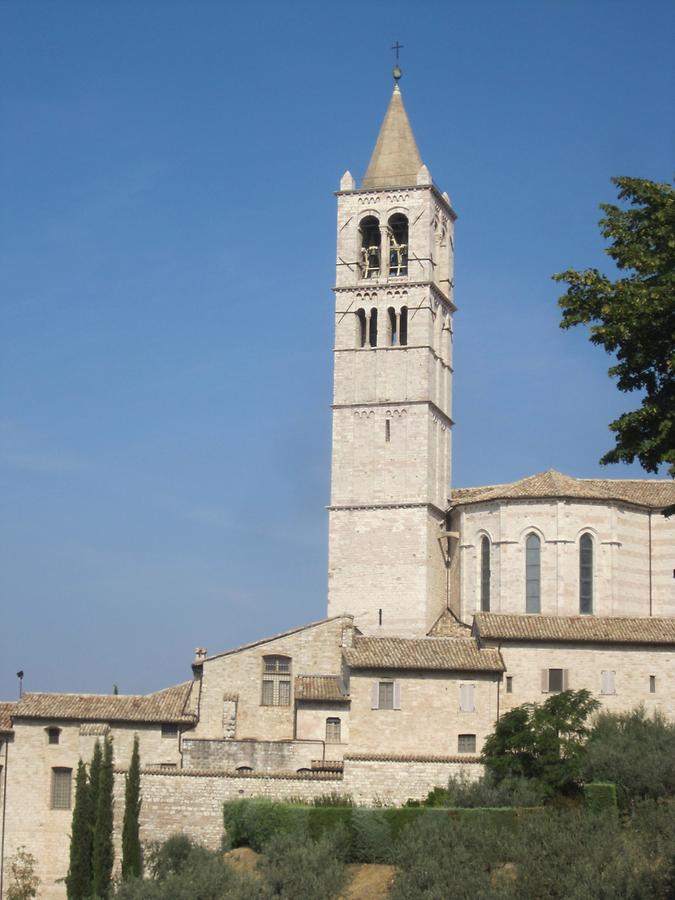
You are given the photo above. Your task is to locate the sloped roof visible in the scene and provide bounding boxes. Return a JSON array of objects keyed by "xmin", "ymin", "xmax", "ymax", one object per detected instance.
[
  {"xmin": 343, "ymin": 636, "xmax": 504, "ymax": 672},
  {"xmin": 428, "ymin": 609, "xmax": 472, "ymax": 638},
  {"xmin": 473, "ymin": 613, "xmax": 675, "ymax": 646},
  {"xmin": 0, "ymin": 702, "xmax": 16, "ymax": 733},
  {"xmin": 295, "ymin": 675, "xmax": 349, "ymax": 702},
  {"xmin": 13, "ymin": 682, "xmax": 197, "ymax": 724},
  {"xmin": 451, "ymin": 469, "xmax": 674, "ymax": 510},
  {"xmin": 362, "ymin": 85, "xmax": 423, "ymax": 189}
]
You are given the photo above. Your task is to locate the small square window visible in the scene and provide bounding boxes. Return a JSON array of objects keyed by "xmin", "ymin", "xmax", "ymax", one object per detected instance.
[
  {"xmin": 649, "ymin": 675, "xmax": 656, "ymax": 694},
  {"xmin": 548, "ymin": 669, "xmax": 564, "ymax": 693},
  {"xmin": 47, "ymin": 727, "xmax": 61, "ymax": 745},
  {"xmin": 161, "ymin": 723, "xmax": 179, "ymax": 738},
  {"xmin": 458, "ymin": 734, "xmax": 476, "ymax": 753},
  {"xmin": 51, "ymin": 768, "xmax": 72, "ymax": 809},
  {"xmin": 505, "ymin": 676, "xmax": 513, "ymax": 694}
]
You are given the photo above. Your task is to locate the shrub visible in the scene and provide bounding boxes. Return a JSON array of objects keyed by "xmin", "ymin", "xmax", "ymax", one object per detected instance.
[
  {"xmin": 258, "ymin": 829, "xmax": 347, "ymax": 900},
  {"xmin": 583, "ymin": 783, "xmax": 617, "ymax": 815},
  {"xmin": 223, "ymin": 800, "xmax": 310, "ymax": 852},
  {"xmin": 7, "ymin": 847, "xmax": 40, "ymax": 900},
  {"xmin": 581, "ymin": 709, "xmax": 675, "ymax": 809},
  {"xmin": 309, "ymin": 792, "xmax": 355, "ymax": 807},
  {"xmin": 436, "ymin": 773, "xmax": 546, "ymax": 808}
]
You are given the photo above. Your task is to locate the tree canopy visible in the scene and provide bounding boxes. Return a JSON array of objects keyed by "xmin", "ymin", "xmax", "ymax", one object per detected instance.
[{"xmin": 553, "ymin": 176, "xmax": 675, "ymax": 485}]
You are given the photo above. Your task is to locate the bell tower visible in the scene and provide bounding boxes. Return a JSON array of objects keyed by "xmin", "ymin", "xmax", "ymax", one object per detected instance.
[{"xmin": 327, "ymin": 74, "xmax": 457, "ymax": 636}]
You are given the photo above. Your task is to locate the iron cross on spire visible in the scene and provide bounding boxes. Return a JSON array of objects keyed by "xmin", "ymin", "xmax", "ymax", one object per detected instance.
[{"xmin": 391, "ymin": 41, "xmax": 404, "ymax": 82}]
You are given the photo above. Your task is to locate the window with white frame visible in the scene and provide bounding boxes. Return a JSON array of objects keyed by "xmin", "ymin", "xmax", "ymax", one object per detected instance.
[
  {"xmin": 261, "ymin": 656, "xmax": 292, "ymax": 706},
  {"xmin": 51, "ymin": 767, "xmax": 72, "ymax": 809},
  {"xmin": 459, "ymin": 683, "xmax": 475, "ymax": 712},
  {"xmin": 326, "ymin": 717, "xmax": 341, "ymax": 743},
  {"xmin": 601, "ymin": 670, "xmax": 616, "ymax": 695},
  {"xmin": 458, "ymin": 734, "xmax": 477, "ymax": 753},
  {"xmin": 371, "ymin": 680, "xmax": 400, "ymax": 710}
]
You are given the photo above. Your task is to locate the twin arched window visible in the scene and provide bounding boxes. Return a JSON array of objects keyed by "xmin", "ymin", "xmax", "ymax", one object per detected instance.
[
  {"xmin": 359, "ymin": 214, "xmax": 409, "ymax": 279},
  {"xmin": 356, "ymin": 305, "xmax": 407, "ymax": 348}
]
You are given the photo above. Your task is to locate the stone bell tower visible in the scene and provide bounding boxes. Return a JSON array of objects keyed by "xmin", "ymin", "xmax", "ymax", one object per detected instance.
[{"xmin": 327, "ymin": 75, "xmax": 457, "ymax": 636}]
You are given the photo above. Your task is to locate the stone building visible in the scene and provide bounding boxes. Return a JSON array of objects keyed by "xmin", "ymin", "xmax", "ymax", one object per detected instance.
[{"xmin": 1, "ymin": 77, "xmax": 673, "ymax": 899}]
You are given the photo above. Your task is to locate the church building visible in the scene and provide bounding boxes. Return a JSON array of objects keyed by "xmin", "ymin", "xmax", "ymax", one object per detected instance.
[{"xmin": 1, "ymin": 74, "xmax": 673, "ymax": 899}]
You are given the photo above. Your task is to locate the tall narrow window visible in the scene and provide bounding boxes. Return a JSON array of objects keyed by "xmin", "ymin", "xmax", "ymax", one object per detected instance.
[
  {"xmin": 369, "ymin": 308, "xmax": 378, "ymax": 347},
  {"xmin": 579, "ymin": 534, "xmax": 593, "ymax": 614},
  {"xmin": 388, "ymin": 214, "xmax": 408, "ymax": 276},
  {"xmin": 480, "ymin": 536, "xmax": 491, "ymax": 612},
  {"xmin": 326, "ymin": 718, "xmax": 341, "ymax": 743},
  {"xmin": 385, "ymin": 419, "xmax": 391, "ymax": 442},
  {"xmin": 360, "ymin": 216, "xmax": 380, "ymax": 278},
  {"xmin": 51, "ymin": 768, "xmax": 72, "ymax": 809},
  {"xmin": 459, "ymin": 684, "xmax": 475, "ymax": 712},
  {"xmin": 356, "ymin": 308, "xmax": 367, "ymax": 348},
  {"xmin": 399, "ymin": 306, "xmax": 408, "ymax": 346},
  {"xmin": 387, "ymin": 307, "xmax": 397, "ymax": 345},
  {"xmin": 525, "ymin": 533, "xmax": 541, "ymax": 613},
  {"xmin": 261, "ymin": 656, "xmax": 291, "ymax": 706}
]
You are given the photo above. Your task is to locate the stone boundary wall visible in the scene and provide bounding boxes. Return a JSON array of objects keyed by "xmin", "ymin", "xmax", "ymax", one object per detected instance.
[{"xmin": 112, "ymin": 755, "xmax": 484, "ymax": 852}]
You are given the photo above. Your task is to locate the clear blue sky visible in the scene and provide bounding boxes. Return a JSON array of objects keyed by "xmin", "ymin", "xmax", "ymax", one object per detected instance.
[{"xmin": 1, "ymin": 0, "xmax": 673, "ymax": 699}]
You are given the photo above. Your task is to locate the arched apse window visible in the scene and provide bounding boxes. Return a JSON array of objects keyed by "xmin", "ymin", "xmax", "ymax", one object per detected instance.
[
  {"xmin": 388, "ymin": 214, "xmax": 408, "ymax": 276},
  {"xmin": 579, "ymin": 534, "xmax": 593, "ymax": 614},
  {"xmin": 360, "ymin": 216, "xmax": 380, "ymax": 278},
  {"xmin": 480, "ymin": 536, "xmax": 491, "ymax": 612},
  {"xmin": 525, "ymin": 534, "xmax": 541, "ymax": 613},
  {"xmin": 356, "ymin": 308, "xmax": 367, "ymax": 347}
]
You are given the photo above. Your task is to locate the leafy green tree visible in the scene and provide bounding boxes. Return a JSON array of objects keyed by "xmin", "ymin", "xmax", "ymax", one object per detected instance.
[
  {"xmin": 553, "ymin": 177, "xmax": 675, "ymax": 487},
  {"xmin": 92, "ymin": 736, "xmax": 115, "ymax": 898},
  {"xmin": 122, "ymin": 736, "xmax": 142, "ymax": 880},
  {"xmin": 66, "ymin": 760, "xmax": 93, "ymax": 899},
  {"xmin": 6, "ymin": 847, "xmax": 40, "ymax": 900},
  {"xmin": 581, "ymin": 708, "xmax": 675, "ymax": 809},
  {"xmin": 482, "ymin": 690, "xmax": 600, "ymax": 795}
]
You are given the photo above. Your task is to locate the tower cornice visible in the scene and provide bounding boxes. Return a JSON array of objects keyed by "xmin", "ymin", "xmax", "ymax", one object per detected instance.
[
  {"xmin": 332, "ymin": 398, "xmax": 453, "ymax": 428},
  {"xmin": 336, "ymin": 183, "xmax": 457, "ymax": 220},
  {"xmin": 333, "ymin": 281, "xmax": 456, "ymax": 312}
]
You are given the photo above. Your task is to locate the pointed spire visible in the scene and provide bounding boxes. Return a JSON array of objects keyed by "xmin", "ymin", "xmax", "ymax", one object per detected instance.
[{"xmin": 362, "ymin": 85, "xmax": 424, "ymax": 190}]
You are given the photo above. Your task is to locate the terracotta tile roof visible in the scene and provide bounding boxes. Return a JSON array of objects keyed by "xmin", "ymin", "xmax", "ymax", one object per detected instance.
[
  {"xmin": 295, "ymin": 675, "xmax": 349, "ymax": 702},
  {"xmin": 428, "ymin": 610, "xmax": 472, "ymax": 638},
  {"xmin": 13, "ymin": 682, "xmax": 197, "ymax": 724},
  {"xmin": 79, "ymin": 723, "xmax": 111, "ymax": 736},
  {"xmin": 343, "ymin": 636, "xmax": 504, "ymax": 672},
  {"xmin": 473, "ymin": 613, "xmax": 675, "ymax": 646},
  {"xmin": 451, "ymin": 469, "xmax": 675, "ymax": 510},
  {"xmin": 311, "ymin": 759, "xmax": 344, "ymax": 772},
  {"xmin": 345, "ymin": 752, "xmax": 479, "ymax": 763},
  {"xmin": 0, "ymin": 702, "xmax": 16, "ymax": 733}
]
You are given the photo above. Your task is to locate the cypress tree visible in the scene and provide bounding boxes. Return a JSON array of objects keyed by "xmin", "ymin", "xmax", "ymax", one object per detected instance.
[
  {"xmin": 92, "ymin": 737, "xmax": 114, "ymax": 898},
  {"xmin": 66, "ymin": 759, "xmax": 93, "ymax": 899},
  {"xmin": 121, "ymin": 735, "xmax": 142, "ymax": 879}
]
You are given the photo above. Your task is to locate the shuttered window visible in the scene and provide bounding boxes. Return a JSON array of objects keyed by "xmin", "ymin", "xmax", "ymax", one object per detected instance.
[
  {"xmin": 326, "ymin": 718, "xmax": 341, "ymax": 742},
  {"xmin": 460, "ymin": 684, "xmax": 475, "ymax": 712},
  {"xmin": 601, "ymin": 671, "xmax": 616, "ymax": 695},
  {"xmin": 372, "ymin": 681, "xmax": 400, "ymax": 710},
  {"xmin": 51, "ymin": 768, "xmax": 72, "ymax": 810},
  {"xmin": 542, "ymin": 668, "xmax": 568, "ymax": 693}
]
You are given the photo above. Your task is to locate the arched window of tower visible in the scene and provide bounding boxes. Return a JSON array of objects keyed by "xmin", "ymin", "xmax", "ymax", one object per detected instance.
[
  {"xmin": 399, "ymin": 306, "xmax": 408, "ymax": 346},
  {"xmin": 369, "ymin": 307, "xmax": 378, "ymax": 347},
  {"xmin": 359, "ymin": 216, "xmax": 381, "ymax": 278},
  {"xmin": 356, "ymin": 308, "xmax": 367, "ymax": 348},
  {"xmin": 388, "ymin": 214, "xmax": 408, "ymax": 276},
  {"xmin": 387, "ymin": 307, "xmax": 397, "ymax": 345}
]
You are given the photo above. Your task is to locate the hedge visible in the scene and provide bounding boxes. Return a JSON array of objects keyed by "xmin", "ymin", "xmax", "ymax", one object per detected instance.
[
  {"xmin": 223, "ymin": 800, "xmax": 541, "ymax": 863},
  {"xmin": 583, "ymin": 783, "xmax": 618, "ymax": 815}
]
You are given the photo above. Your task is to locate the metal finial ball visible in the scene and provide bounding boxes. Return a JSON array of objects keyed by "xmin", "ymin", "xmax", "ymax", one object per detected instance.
[{"xmin": 393, "ymin": 64, "xmax": 402, "ymax": 82}]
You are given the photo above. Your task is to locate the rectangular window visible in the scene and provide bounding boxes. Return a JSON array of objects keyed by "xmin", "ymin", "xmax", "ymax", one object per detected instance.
[
  {"xmin": 649, "ymin": 675, "xmax": 656, "ymax": 693},
  {"xmin": 278, "ymin": 680, "xmax": 291, "ymax": 706},
  {"xmin": 460, "ymin": 684, "xmax": 475, "ymax": 712},
  {"xmin": 506, "ymin": 676, "xmax": 513, "ymax": 694},
  {"xmin": 458, "ymin": 734, "xmax": 477, "ymax": 753},
  {"xmin": 51, "ymin": 768, "xmax": 72, "ymax": 809},
  {"xmin": 47, "ymin": 728, "xmax": 60, "ymax": 745},
  {"xmin": 261, "ymin": 657, "xmax": 292, "ymax": 706},
  {"xmin": 261, "ymin": 680, "xmax": 275, "ymax": 706},
  {"xmin": 548, "ymin": 669, "xmax": 564, "ymax": 693},
  {"xmin": 326, "ymin": 718, "xmax": 341, "ymax": 743},
  {"xmin": 161, "ymin": 723, "xmax": 179, "ymax": 738},
  {"xmin": 378, "ymin": 681, "xmax": 394, "ymax": 710},
  {"xmin": 601, "ymin": 671, "xmax": 616, "ymax": 695}
]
